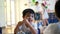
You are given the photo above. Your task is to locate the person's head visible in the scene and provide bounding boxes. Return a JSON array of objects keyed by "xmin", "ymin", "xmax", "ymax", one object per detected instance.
[
  {"xmin": 41, "ymin": 3, "xmax": 45, "ymax": 6},
  {"xmin": 55, "ymin": 0, "xmax": 60, "ymax": 19},
  {"xmin": 41, "ymin": 3, "xmax": 46, "ymax": 8},
  {"xmin": 22, "ymin": 8, "xmax": 35, "ymax": 22},
  {"xmin": 35, "ymin": 1, "xmax": 39, "ymax": 5}
]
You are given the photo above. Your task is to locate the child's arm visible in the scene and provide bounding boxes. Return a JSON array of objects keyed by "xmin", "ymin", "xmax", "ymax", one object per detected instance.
[
  {"xmin": 14, "ymin": 21, "xmax": 23, "ymax": 34},
  {"xmin": 23, "ymin": 19, "xmax": 37, "ymax": 34}
]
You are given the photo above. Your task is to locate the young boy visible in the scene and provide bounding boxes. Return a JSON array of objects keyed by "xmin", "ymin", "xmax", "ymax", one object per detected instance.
[{"xmin": 14, "ymin": 9, "xmax": 37, "ymax": 34}]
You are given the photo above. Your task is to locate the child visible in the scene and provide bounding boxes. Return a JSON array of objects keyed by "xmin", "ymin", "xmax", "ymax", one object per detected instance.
[
  {"xmin": 14, "ymin": 9, "xmax": 37, "ymax": 34},
  {"xmin": 41, "ymin": 3, "xmax": 49, "ymax": 26}
]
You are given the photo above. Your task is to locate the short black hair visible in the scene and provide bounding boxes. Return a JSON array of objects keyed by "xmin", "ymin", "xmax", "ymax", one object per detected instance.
[
  {"xmin": 35, "ymin": 1, "xmax": 39, "ymax": 5},
  {"xmin": 55, "ymin": 0, "xmax": 60, "ymax": 18},
  {"xmin": 41, "ymin": 3, "xmax": 45, "ymax": 7},
  {"xmin": 35, "ymin": 1, "xmax": 38, "ymax": 4},
  {"xmin": 22, "ymin": 8, "xmax": 35, "ymax": 17}
]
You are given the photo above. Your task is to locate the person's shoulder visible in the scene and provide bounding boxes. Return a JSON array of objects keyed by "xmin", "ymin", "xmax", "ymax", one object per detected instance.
[
  {"xmin": 18, "ymin": 21, "xmax": 22, "ymax": 23},
  {"xmin": 43, "ymin": 23, "xmax": 58, "ymax": 34},
  {"xmin": 43, "ymin": 23, "xmax": 58, "ymax": 31},
  {"xmin": 17, "ymin": 21, "xmax": 23, "ymax": 26},
  {"xmin": 18, "ymin": 21, "xmax": 22, "ymax": 24},
  {"xmin": 48, "ymin": 23, "xmax": 58, "ymax": 28}
]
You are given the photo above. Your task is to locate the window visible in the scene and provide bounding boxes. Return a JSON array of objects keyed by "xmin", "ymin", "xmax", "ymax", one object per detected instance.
[{"xmin": 4, "ymin": 0, "xmax": 16, "ymax": 34}]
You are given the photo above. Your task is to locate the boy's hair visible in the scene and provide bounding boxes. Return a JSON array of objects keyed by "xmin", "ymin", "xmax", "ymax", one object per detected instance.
[
  {"xmin": 55, "ymin": 0, "xmax": 60, "ymax": 18},
  {"xmin": 22, "ymin": 8, "xmax": 35, "ymax": 17}
]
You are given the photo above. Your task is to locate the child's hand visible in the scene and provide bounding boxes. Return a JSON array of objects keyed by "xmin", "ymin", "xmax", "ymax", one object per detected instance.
[
  {"xmin": 23, "ymin": 18, "xmax": 30, "ymax": 27},
  {"xmin": 23, "ymin": 18, "xmax": 37, "ymax": 34}
]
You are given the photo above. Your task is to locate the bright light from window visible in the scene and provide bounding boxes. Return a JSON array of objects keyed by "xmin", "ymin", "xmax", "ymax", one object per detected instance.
[
  {"xmin": 6, "ymin": 0, "xmax": 11, "ymax": 25},
  {"xmin": 11, "ymin": 0, "xmax": 15, "ymax": 25}
]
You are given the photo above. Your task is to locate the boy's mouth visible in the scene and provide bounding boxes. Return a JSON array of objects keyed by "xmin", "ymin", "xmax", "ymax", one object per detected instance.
[{"xmin": 28, "ymin": 19, "xmax": 32, "ymax": 22}]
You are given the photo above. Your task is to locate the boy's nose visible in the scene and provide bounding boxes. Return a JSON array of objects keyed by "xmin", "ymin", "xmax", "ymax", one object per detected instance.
[
  {"xmin": 28, "ymin": 17, "xmax": 31, "ymax": 19},
  {"xmin": 28, "ymin": 17, "xmax": 32, "ymax": 20}
]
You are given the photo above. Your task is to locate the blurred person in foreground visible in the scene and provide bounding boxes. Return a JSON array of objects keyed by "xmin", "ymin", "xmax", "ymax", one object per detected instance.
[{"xmin": 43, "ymin": 0, "xmax": 60, "ymax": 34}]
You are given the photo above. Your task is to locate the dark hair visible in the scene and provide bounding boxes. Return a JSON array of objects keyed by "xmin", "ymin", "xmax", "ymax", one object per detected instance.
[
  {"xmin": 35, "ymin": 1, "xmax": 38, "ymax": 4},
  {"xmin": 41, "ymin": 3, "xmax": 45, "ymax": 7},
  {"xmin": 55, "ymin": 0, "xmax": 60, "ymax": 18},
  {"xmin": 35, "ymin": 1, "xmax": 39, "ymax": 5},
  {"xmin": 22, "ymin": 8, "xmax": 35, "ymax": 17}
]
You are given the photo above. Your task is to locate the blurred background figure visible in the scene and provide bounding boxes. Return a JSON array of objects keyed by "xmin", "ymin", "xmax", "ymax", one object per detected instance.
[{"xmin": 41, "ymin": 3, "xmax": 49, "ymax": 26}]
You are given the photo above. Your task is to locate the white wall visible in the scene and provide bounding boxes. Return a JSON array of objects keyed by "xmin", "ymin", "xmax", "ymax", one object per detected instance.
[
  {"xmin": 0, "ymin": 0, "xmax": 6, "ymax": 27},
  {"xmin": 19, "ymin": 0, "xmax": 30, "ymax": 21}
]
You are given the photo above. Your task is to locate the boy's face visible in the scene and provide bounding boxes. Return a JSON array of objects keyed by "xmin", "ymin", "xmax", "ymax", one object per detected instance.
[{"xmin": 23, "ymin": 13, "xmax": 34, "ymax": 23}]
